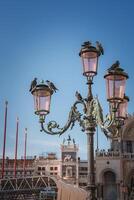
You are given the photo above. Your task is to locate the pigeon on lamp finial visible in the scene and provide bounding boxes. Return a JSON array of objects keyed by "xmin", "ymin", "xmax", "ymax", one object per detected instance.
[
  {"xmin": 82, "ymin": 41, "xmax": 92, "ymax": 47},
  {"xmin": 29, "ymin": 78, "xmax": 37, "ymax": 92},
  {"xmin": 46, "ymin": 80, "xmax": 58, "ymax": 93},
  {"xmin": 75, "ymin": 91, "xmax": 83, "ymax": 101},
  {"xmin": 108, "ymin": 60, "xmax": 121, "ymax": 72},
  {"xmin": 96, "ymin": 41, "xmax": 104, "ymax": 55}
]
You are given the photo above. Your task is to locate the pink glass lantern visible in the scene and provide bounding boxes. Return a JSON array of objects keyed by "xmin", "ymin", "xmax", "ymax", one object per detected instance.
[
  {"xmin": 31, "ymin": 84, "xmax": 53, "ymax": 116},
  {"xmin": 104, "ymin": 62, "xmax": 128, "ymax": 103},
  {"xmin": 116, "ymin": 95, "xmax": 129, "ymax": 120},
  {"xmin": 79, "ymin": 41, "xmax": 101, "ymax": 77}
]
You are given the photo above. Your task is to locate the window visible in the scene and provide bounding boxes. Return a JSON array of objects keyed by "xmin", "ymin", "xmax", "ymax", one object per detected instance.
[
  {"xmin": 38, "ymin": 166, "xmax": 41, "ymax": 171},
  {"xmin": 80, "ymin": 183, "xmax": 87, "ymax": 186},
  {"xmin": 54, "ymin": 167, "xmax": 58, "ymax": 170},
  {"xmin": 79, "ymin": 167, "xmax": 87, "ymax": 171},
  {"xmin": 66, "ymin": 166, "xmax": 72, "ymax": 177},
  {"xmin": 79, "ymin": 173, "xmax": 87, "ymax": 175},
  {"xmin": 42, "ymin": 167, "xmax": 45, "ymax": 171},
  {"xmin": 126, "ymin": 141, "xmax": 132, "ymax": 153},
  {"xmin": 50, "ymin": 167, "xmax": 53, "ymax": 170}
]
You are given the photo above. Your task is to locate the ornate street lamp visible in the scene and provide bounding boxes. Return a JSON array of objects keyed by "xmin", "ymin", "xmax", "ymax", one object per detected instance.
[
  {"xmin": 30, "ymin": 41, "xmax": 129, "ymax": 200},
  {"xmin": 31, "ymin": 83, "xmax": 53, "ymax": 116},
  {"xmin": 115, "ymin": 95, "xmax": 129, "ymax": 121},
  {"xmin": 104, "ymin": 61, "xmax": 128, "ymax": 103},
  {"xmin": 79, "ymin": 41, "xmax": 102, "ymax": 78}
]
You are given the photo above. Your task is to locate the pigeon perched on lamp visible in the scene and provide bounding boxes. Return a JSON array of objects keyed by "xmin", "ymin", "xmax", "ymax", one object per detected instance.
[
  {"xmin": 96, "ymin": 41, "xmax": 104, "ymax": 55},
  {"xmin": 46, "ymin": 80, "xmax": 58, "ymax": 93},
  {"xmin": 75, "ymin": 91, "xmax": 83, "ymax": 101},
  {"xmin": 29, "ymin": 78, "xmax": 37, "ymax": 92}
]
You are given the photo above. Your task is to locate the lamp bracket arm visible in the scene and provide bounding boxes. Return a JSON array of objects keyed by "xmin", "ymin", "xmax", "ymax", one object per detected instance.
[
  {"xmin": 89, "ymin": 97, "xmax": 104, "ymax": 127},
  {"xmin": 89, "ymin": 97, "xmax": 119, "ymax": 139},
  {"xmin": 101, "ymin": 125, "xmax": 119, "ymax": 139},
  {"xmin": 102, "ymin": 113, "xmax": 115, "ymax": 129},
  {"xmin": 40, "ymin": 100, "xmax": 87, "ymax": 136}
]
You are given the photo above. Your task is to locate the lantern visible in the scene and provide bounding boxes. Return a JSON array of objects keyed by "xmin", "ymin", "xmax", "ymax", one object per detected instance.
[
  {"xmin": 116, "ymin": 95, "xmax": 129, "ymax": 120},
  {"xmin": 31, "ymin": 83, "xmax": 53, "ymax": 116},
  {"xmin": 79, "ymin": 41, "xmax": 101, "ymax": 77},
  {"xmin": 104, "ymin": 61, "xmax": 128, "ymax": 103}
]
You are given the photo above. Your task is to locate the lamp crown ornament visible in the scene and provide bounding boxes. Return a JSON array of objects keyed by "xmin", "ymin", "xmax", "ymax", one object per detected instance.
[
  {"xmin": 79, "ymin": 40, "xmax": 104, "ymax": 57},
  {"xmin": 106, "ymin": 61, "xmax": 129, "ymax": 78}
]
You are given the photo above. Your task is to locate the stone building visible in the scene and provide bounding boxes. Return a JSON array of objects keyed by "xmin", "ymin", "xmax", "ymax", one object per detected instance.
[
  {"xmin": 0, "ymin": 115, "xmax": 134, "ymax": 199},
  {"xmin": 96, "ymin": 115, "xmax": 134, "ymax": 200}
]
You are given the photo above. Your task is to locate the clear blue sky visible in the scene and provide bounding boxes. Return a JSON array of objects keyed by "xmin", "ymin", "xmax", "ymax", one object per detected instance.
[{"xmin": 0, "ymin": 0, "xmax": 133, "ymax": 159}]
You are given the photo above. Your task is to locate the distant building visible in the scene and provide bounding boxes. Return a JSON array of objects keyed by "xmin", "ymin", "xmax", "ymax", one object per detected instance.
[
  {"xmin": 96, "ymin": 115, "xmax": 134, "ymax": 200},
  {"xmin": 0, "ymin": 115, "xmax": 134, "ymax": 199}
]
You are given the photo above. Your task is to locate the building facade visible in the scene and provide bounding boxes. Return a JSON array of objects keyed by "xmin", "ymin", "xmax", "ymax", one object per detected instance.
[
  {"xmin": 95, "ymin": 115, "xmax": 134, "ymax": 200},
  {"xmin": 0, "ymin": 115, "xmax": 134, "ymax": 199}
]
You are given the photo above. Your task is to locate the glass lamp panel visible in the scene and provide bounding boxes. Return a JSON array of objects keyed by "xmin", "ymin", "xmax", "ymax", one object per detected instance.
[
  {"xmin": 106, "ymin": 75, "xmax": 126, "ymax": 101},
  {"xmin": 33, "ymin": 88, "xmax": 51, "ymax": 115},
  {"xmin": 81, "ymin": 52, "xmax": 98, "ymax": 77},
  {"xmin": 116, "ymin": 99, "xmax": 128, "ymax": 119}
]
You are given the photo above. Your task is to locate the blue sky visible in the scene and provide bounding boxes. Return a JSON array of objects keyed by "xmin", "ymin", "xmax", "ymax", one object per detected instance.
[{"xmin": 0, "ymin": 0, "xmax": 134, "ymax": 159}]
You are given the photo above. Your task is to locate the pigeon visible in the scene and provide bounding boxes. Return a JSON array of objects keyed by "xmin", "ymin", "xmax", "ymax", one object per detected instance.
[
  {"xmin": 29, "ymin": 78, "xmax": 37, "ymax": 92},
  {"xmin": 82, "ymin": 41, "xmax": 92, "ymax": 47},
  {"xmin": 46, "ymin": 80, "xmax": 58, "ymax": 93},
  {"xmin": 75, "ymin": 91, "xmax": 83, "ymax": 101},
  {"xmin": 108, "ymin": 60, "xmax": 121, "ymax": 72},
  {"xmin": 96, "ymin": 41, "xmax": 104, "ymax": 55}
]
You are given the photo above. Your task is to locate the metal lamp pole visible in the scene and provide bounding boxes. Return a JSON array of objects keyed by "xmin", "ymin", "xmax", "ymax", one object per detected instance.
[
  {"xmin": 86, "ymin": 80, "xmax": 97, "ymax": 199},
  {"xmin": 30, "ymin": 41, "xmax": 129, "ymax": 200}
]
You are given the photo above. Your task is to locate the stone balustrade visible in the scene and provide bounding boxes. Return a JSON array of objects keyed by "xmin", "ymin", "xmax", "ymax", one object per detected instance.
[
  {"xmin": 96, "ymin": 149, "xmax": 134, "ymax": 160},
  {"xmin": 95, "ymin": 149, "xmax": 120, "ymax": 157}
]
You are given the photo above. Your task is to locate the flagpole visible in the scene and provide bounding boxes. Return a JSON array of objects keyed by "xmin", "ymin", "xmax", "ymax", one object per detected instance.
[
  {"xmin": 2, "ymin": 101, "xmax": 8, "ymax": 179},
  {"xmin": 14, "ymin": 117, "xmax": 19, "ymax": 178},
  {"xmin": 23, "ymin": 128, "xmax": 27, "ymax": 176}
]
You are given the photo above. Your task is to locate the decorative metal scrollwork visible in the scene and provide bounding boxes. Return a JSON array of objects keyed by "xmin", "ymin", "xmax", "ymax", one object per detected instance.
[
  {"xmin": 40, "ymin": 99, "xmax": 87, "ymax": 135},
  {"xmin": 40, "ymin": 92, "xmax": 120, "ymax": 139}
]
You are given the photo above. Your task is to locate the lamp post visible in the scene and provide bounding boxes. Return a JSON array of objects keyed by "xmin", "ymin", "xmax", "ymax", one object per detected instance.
[{"xmin": 30, "ymin": 41, "xmax": 129, "ymax": 199}]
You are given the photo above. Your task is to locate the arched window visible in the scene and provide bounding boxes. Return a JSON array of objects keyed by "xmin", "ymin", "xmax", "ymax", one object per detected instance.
[{"xmin": 104, "ymin": 171, "xmax": 116, "ymax": 183}]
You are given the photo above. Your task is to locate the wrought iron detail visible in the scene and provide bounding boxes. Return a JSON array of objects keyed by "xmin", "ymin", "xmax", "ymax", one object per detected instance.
[{"xmin": 39, "ymin": 93, "xmax": 119, "ymax": 139}]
